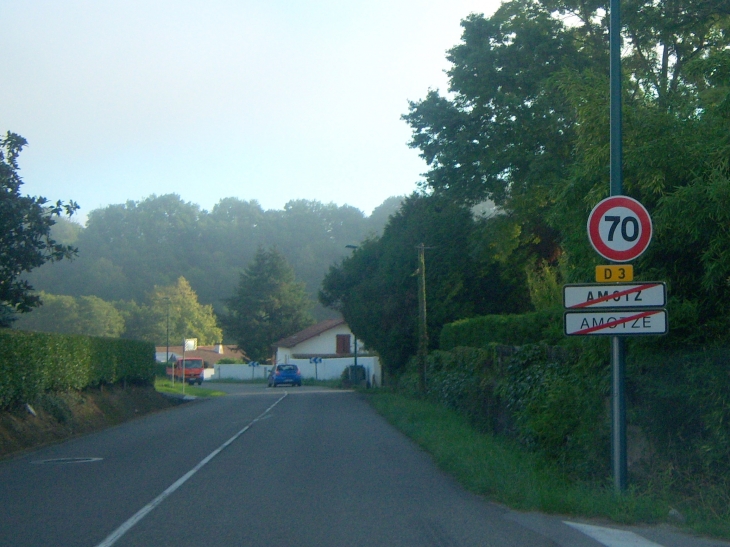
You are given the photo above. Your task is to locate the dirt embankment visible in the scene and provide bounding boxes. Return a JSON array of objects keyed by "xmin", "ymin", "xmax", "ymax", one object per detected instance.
[{"xmin": 0, "ymin": 384, "xmax": 183, "ymax": 458}]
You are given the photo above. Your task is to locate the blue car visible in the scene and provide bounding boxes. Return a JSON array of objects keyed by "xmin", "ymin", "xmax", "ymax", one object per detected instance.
[{"xmin": 268, "ymin": 364, "xmax": 302, "ymax": 387}]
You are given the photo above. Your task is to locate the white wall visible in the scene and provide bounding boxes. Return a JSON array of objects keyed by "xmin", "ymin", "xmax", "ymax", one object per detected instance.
[
  {"xmin": 212, "ymin": 356, "xmax": 381, "ymax": 385},
  {"xmin": 291, "ymin": 356, "xmax": 380, "ymax": 384},
  {"xmin": 212, "ymin": 364, "xmax": 269, "ymax": 381}
]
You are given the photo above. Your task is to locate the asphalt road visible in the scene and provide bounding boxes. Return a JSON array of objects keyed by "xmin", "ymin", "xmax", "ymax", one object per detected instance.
[{"xmin": 1, "ymin": 384, "xmax": 728, "ymax": 547}]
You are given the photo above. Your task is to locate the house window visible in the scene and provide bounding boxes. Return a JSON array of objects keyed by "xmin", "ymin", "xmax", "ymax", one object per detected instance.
[{"xmin": 336, "ymin": 334, "xmax": 351, "ymax": 355}]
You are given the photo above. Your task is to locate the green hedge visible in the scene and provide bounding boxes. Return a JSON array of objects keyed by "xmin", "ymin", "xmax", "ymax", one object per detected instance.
[
  {"xmin": 398, "ymin": 343, "xmax": 608, "ymax": 478},
  {"xmin": 439, "ymin": 309, "xmax": 563, "ymax": 350},
  {"xmin": 0, "ymin": 330, "xmax": 155, "ymax": 408}
]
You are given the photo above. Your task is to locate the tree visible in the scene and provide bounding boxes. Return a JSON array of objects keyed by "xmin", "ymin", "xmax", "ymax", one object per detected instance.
[
  {"xmin": 124, "ymin": 277, "xmax": 223, "ymax": 346},
  {"xmin": 402, "ymin": 0, "xmax": 730, "ymax": 344},
  {"xmin": 12, "ymin": 292, "xmax": 125, "ymax": 338},
  {"xmin": 0, "ymin": 132, "xmax": 78, "ymax": 325},
  {"xmin": 320, "ymin": 193, "xmax": 530, "ymax": 373},
  {"xmin": 225, "ymin": 247, "xmax": 314, "ymax": 362},
  {"xmin": 24, "ymin": 194, "xmax": 398, "ymax": 321}
]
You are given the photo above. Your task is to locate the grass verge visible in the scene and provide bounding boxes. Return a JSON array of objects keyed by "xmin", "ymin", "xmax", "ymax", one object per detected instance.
[
  {"xmin": 365, "ymin": 390, "xmax": 730, "ymax": 538},
  {"xmin": 154, "ymin": 378, "xmax": 227, "ymax": 397}
]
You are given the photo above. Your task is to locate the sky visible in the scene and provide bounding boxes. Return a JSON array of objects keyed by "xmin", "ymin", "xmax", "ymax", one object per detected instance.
[{"xmin": 1, "ymin": 0, "xmax": 502, "ymax": 223}]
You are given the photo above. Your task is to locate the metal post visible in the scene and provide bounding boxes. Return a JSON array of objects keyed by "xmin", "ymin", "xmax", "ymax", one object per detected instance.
[
  {"xmin": 417, "ymin": 243, "xmax": 428, "ymax": 394},
  {"xmin": 182, "ymin": 339, "xmax": 186, "ymax": 396},
  {"xmin": 610, "ymin": 0, "xmax": 627, "ymax": 493},
  {"xmin": 166, "ymin": 301, "xmax": 171, "ymax": 386},
  {"xmin": 611, "ymin": 337, "xmax": 627, "ymax": 491},
  {"xmin": 610, "ymin": 0, "xmax": 622, "ymax": 198}
]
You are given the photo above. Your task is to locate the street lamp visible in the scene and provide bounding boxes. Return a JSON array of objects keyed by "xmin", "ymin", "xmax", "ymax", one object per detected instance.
[
  {"xmin": 163, "ymin": 298, "xmax": 172, "ymax": 386},
  {"xmin": 346, "ymin": 244, "xmax": 359, "ymax": 384}
]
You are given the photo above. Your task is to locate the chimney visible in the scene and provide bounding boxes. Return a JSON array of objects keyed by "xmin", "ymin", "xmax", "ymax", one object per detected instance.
[{"xmin": 214, "ymin": 343, "xmax": 224, "ymax": 354}]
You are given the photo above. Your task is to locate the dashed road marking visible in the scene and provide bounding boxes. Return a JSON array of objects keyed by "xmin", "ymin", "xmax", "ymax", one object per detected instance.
[
  {"xmin": 94, "ymin": 393, "xmax": 288, "ymax": 547},
  {"xmin": 564, "ymin": 522, "xmax": 664, "ymax": 547}
]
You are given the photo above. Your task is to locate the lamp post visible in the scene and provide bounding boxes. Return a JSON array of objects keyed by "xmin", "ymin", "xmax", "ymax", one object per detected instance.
[
  {"xmin": 416, "ymin": 243, "xmax": 428, "ymax": 393},
  {"xmin": 164, "ymin": 298, "xmax": 172, "ymax": 387},
  {"xmin": 345, "ymin": 244, "xmax": 359, "ymax": 384}
]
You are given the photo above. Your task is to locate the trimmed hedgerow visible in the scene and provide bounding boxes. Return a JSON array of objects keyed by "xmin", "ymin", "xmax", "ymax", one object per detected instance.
[
  {"xmin": 439, "ymin": 309, "xmax": 563, "ymax": 350},
  {"xmin": 0, "ymin": 330, "xmax": 155, "ymax": 408}
]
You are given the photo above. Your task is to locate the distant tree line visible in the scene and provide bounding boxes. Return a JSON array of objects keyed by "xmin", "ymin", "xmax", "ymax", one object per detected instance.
[
  {"xmin": 25, "ymin": 194, "xmax": 402, "ymax": 314},
  {"xmin": 8, "ymin": 189, "xmax": 402, "ymax": 355}
]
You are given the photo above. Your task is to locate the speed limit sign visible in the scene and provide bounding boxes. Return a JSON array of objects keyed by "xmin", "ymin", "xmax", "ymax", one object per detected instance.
[{"xmin": 587, "ymin": 196, "xmax": 652, "ymax": 262}]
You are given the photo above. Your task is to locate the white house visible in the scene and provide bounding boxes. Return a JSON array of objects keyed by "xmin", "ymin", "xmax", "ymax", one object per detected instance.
[{"xmin": 271, "ymin": 318, "xmax": 381, "ymax": 385}]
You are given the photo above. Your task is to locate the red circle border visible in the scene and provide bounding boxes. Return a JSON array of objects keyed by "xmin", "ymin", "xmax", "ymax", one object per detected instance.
[{"xmin": 587, "ymin": 196, "xmax": 652, "ymax": 262}]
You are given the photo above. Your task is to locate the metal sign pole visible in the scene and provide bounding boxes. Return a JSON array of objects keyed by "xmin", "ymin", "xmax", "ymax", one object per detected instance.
[{"xmin": 610, "ymin": 0, "xmax": 627, "ymax": 493}]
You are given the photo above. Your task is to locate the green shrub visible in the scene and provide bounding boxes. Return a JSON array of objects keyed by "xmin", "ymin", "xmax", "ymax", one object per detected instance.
[
  {"xmin": 439, "ymin": 309, "xmax": 563, "ymax": 350},
  {"xmin": 398, "ymin": 345, "xmax": 506, "ymax": 432},
  {"xmin": 0, "ymin": 329, "xmax": 155, "ymax": 408},
  {"xmin": 341, "ymin": 364, "xmax": 367, "ymax": 387},
  {"xmin": 628, "ymin": 347, "xmax": 730, "ymax": 481},
  {"xmin": 495, "ymin": 344, "xmax": 609, "ymax": 478},
  {"xmin": 397, "ymin": 342, "xmax": 608, "ymax": 478}
]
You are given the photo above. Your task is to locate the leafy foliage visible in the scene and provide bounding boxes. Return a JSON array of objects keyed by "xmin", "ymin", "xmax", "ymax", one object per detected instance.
[
  {"xmin": 320, "ymin": 193, "xmax": 530, "ymax": 374},
  {"xmin": 0, "ymin": 132, "xmax": 78, "ymax": 324},
  {"xmin": 439, "ymin": 309, "xmax": 563, "ymax": 350},
  {"xmin": 26, "ymin": 195, "xmax": 404, "ymax": 320},
  {"xmin": 0, "ymin": 330, "xmax": 155, "ymax": 409},
  {"xmin": 123, "ymin": 277, "xmax": 223, "ymax": 346},
  {"xmin": 403, "ymin": 0, "xmax": 730, "ymax": 344},
  {"xmin": 224, "ymin": 248, "xmax": 314, "ymax": 362},
  {"xmin": 13, "ymin": 292, "xmax": 125, "ymax": 338}
]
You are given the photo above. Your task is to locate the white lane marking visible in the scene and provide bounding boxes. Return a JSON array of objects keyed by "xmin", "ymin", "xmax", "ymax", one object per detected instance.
[
  {"xmin": 564, "ymin": 522, "xmax": 665, "ymax": 547},
  {"xmin": 94, "ymin": 393, "xmax": 288, "ymax": 547}
]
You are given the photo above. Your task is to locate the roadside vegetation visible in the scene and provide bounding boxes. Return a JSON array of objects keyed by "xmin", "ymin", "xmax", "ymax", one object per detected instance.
[
  {"xmin": 367, "ymin": 389, "xmax": 730, "ymax": 540},
  {"xmin": 154, "ymin": 378, "xmax": 226, "ymax": 398}
]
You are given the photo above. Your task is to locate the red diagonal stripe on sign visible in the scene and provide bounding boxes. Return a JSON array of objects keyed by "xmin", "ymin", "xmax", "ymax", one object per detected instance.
[
  {"xmin": 570, "ymin": 283, "xmax": 660, "ymax": 309},
  {"xmin": 573, "ymin": 310, "xmax": 660, "ymax": 335}
]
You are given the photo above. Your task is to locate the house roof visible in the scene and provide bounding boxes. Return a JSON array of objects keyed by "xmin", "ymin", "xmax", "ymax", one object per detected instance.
[
  {"xmin": 155, "ymin": 344, "xmax": 247, "ymax": 364},
  {"xmin": 272, "ymin": 318, "xmax": 346, "ymax": 349}
]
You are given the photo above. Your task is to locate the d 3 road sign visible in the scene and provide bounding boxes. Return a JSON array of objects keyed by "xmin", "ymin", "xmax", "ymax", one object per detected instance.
[
  {"xmin": 564, "ymin": 309, "xmax": 667, "ymax": 336},
  {"xmin": 563, "ymin": 282, "xmax": 666, "ymax": 310},
  {"xmin": 595, "ymin": 265, "xmax": 633, "ymax": 282},
  {"xmin": 587, "ymin": 196, "xmax": 652, "ymax": 262}
]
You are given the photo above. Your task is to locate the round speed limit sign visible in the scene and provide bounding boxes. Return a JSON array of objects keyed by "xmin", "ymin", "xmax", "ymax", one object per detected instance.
[{"xmin": 587, "ymin": 196, "xmax": 652, "ymax": 262}]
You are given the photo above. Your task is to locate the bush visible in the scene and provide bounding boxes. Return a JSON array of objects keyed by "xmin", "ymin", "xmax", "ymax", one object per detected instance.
[
  {"xmin": 216, "ymin": 358, "xmax": 243, "ymax": 364},
  {"xmin": 439, "ymin": 309, "xmax": 563, "ymax": 350},
  {"xmin": 341, "ymin": 364, "xmax": 367, "ymax": 387},
  {"xmin": 0, "ymin": 329, "xmax": 155, "ymax": 408},
  {"xmin": 397, "ymin": 343, "xmax": 608, "ymax": 478},
  {"xmin": 628, "ymin": 346, "xmax": 730, "ymax": 482},
  {"xmin": 495, "ymin": 344, "xmax": 609, "ymax": 478}
]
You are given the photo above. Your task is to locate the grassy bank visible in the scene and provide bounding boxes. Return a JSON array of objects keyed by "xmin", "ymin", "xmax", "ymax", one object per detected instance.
[
  {"xmin": 365, "ymin": 390, "xmax": 730, "ymax": 539},
  {"xmin": 154, "ymin": 378, "xmax": 227, "ymax": 397}
]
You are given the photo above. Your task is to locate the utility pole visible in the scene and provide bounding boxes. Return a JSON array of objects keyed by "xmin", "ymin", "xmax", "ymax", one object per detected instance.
[{"xmin": 417, "ymin": 243, "xmax": 429, "ymax": 394}]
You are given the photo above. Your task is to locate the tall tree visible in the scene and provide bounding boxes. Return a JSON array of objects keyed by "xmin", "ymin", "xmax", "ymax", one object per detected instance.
[
  {"xmin": 225, "ymin": 247, "xmax": 314, "ymax": 362},
  {"xmin": 403, "ymin": 0, "xmax": 730, "ymax": 343},
  {"xmin": 320, "ymin": 193, "xmax": 530, "ymax": 373},
  {"xmin": 0, "ymin": 132, "xmax": 78, "ymax": 325},
  {"xmin": 124, "ymin": 277, "xmax": 223, "ymax": 346}
]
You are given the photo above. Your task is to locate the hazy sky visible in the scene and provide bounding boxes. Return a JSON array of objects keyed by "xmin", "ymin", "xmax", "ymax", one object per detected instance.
[{"xmin": 1, "ymin": 0, "xmax": 501, "ymax": 222}]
